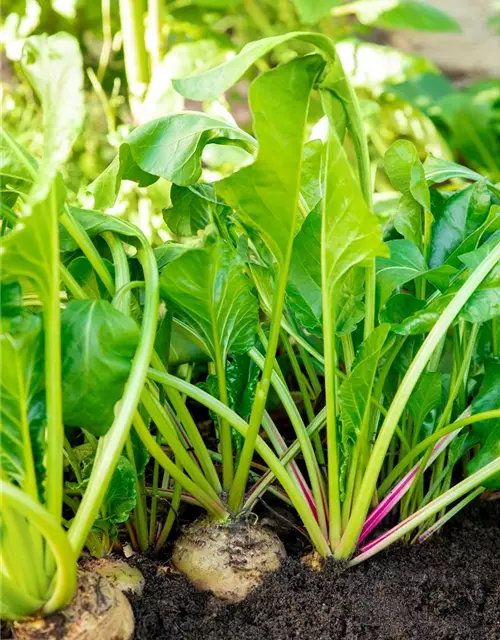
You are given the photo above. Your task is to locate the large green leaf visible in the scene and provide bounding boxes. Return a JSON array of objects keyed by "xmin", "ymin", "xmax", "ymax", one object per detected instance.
[
  {"xmin": 376, "ymin": 239, "xmax": 427, "ymax": 308},
  {"xmin": 159, "ymin": 239, "xmax": 259, "ymax": 360},
  {"xmin": 0, "ymin": 314, "xmax": 45, "ymax": 497},
  {"xmin": 347, "ymin": 0, "xmax": 460, "ymax": 32},
  {"xmin": 217, "ymin": 55, "xmax": 325, "ymax": 265},
  {"xmin": 286, "ymin": 206, "xmax": 365, "ymax": 336},
  {"xmin": 88, "ymin": 114, "xmax": 255, "ymax": 208},
  {"xmin": 60, "ymin": 300, "xmax": 140, "ymax": 436}
]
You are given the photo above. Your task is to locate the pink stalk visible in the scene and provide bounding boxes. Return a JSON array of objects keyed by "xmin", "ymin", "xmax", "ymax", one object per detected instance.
[{"xmin": 358, "ymin": 429, "xmax": 461, "ymax": 544}]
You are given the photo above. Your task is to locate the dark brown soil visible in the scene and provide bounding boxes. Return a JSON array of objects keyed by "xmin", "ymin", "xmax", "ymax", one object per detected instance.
[{"xmin": 128, "ymin": 500, "xmax": 500, "ymax": 640}]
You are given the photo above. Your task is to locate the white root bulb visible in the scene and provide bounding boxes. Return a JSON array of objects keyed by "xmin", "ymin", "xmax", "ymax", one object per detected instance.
[
  {"xmin": 84, "ymin": 557, "xmax": 145, "ymax": 596},
  {"xmin": 13, "ymin": 570, "xmax": 135, "ymax": 640},
  {"xmin": 172, "ymin": 518, "xmax": 286, "ymax": 602}
]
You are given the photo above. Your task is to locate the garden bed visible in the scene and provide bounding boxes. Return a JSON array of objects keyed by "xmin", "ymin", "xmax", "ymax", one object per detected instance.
[{"xmin": 129, "ymin": 500, "xmax": 500, "ymax": 640}]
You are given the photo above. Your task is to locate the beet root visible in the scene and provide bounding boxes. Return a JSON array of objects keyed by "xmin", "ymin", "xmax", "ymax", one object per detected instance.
[{"xmin": 172, "ymin": 518, "xmax": 285, "ymax": 602}]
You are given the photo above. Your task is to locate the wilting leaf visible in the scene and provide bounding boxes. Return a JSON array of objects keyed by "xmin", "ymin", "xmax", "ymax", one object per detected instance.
[
  {"xmin": 61, "ymin": 300, "xmax": 140, "ymax": 436},
  {"xmin": 159, "ymin": 239, "xmax": 259, "ymax": 360},
  {"xmin": 376, "ymin": 239, "xmax": 427, "ymax": 308}
]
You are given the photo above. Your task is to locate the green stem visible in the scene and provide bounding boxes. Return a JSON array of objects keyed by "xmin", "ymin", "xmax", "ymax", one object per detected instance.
[
  {"xmin": 350, "ymin": 457, "xmax": 500, "ymax": 565},
  {"xmin": 1, "ymin": 482, "xmax": 77, "ymax": 616},
  {"xmin": 60, "ymin": 264, "xmax": 86, "ymax": 300},
  {"xmin": 45, "ymin": 185, "xmax": 64, "ymax": 524},
  {"xmin": 155, "ymin": 473, "xmax": 182, "ymax": 551},
  {"xmin": 68, "ymin": 239, "xmax": 159, "ymax": 556},
  {"xmin": 147, "ymin": 368, "xmax": 331, "ymax": 556},
  {"xmin": 60, "ymin": 208, "xmax": 115, "ymax": 295},
  {"xmin": 214, "ymin": 349, "xmax": 233, "ymax": 491},
  {"xmin": 335, "ymin": 242, "xmax": 500, "ymax": 558},
  {"xmin": 119, "ymin": 0, "xmax": 150, "ymax": 119},
  {"xmin": 228, "ymin": 259, "xmax": 295, "ymax": 512},
  {"xmin": 147, "ymin": 0, "xmax": 164, "ymax": 71},
  {"xmin": 125, "ymin": 438, "xmax": 149, "ymax": 551},
  {"xmin": 132, "ymin": 413, "xmax": 227, "ymax": 519}
]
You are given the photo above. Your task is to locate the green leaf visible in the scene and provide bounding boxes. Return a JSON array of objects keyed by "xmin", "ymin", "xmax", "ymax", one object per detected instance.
[
  {"xmin": 21, "ymin": 32, "xmax": 84, "ymax": 196},
  {"xmin": 376, "ymin": 239, "xmax": 427, "ymax": 308},
  {"xmin": 292, "ymin": 0, "xmax": 341, "ymax": 23},
  {"xmin": 159, "ymin": 239, "xmax": 259, "ymax": 360},
  {"xmin": 438, "ymin": 93, "xmax": 500, "ymax": 179},
  {"xmin": 429, "ymin": 184, "xmax": 492, "ymax": 268},
  {"xmin": 424, "ymin": 154, "xmax": 485, "ymax": 185},
  {"xmin": 88, "ymin": 114, "xmax": 255, "ymax": 208},
  {"xmin": 61, "ymin": 300, "xmax": 140, "ymax": 436},
  {"xmin": 164, "ymin": 183, "xmax": 215, "ymax": 237},
  {"xmin": 466, "ymin": 358, "xmax": 500, "ymax": 489},
  {"xmin": 407, "ymin": 371, "xmax": 442, "ymax": 434},
  {"xmin": 461, "ymin": 289, "xmax": 500, "ymax": 324},
  {"xmin": 217, "ymin": 55, "xmax": 325, "ymax": 265},
  {"xmin": 67, "ymin": 256, "xmax": 114, "ymax": 299},
  {"xmin": 380, "ymin": 293, "xmax": 425, "ymax": 325},
  {"xmin": 348, "ymin": 0, "xmax": 460, "ymax": 32},
  {"xmin": 287, "ymin": 206, "xmax": 365, "ymax": 336},
  {"xmin": 0, "ymin": 314, "xmax": 45, "ymax": 497},
  {"xmin": 226, "ymin": 354, "xmax": 260, "ymax": 421},
  {"xmin": 393, "ymin": 194, "xmax": 422, "ymax": 247},
  {"xmin": 384, "ymin": 140, "xmax": 430, "ymax": 210},
  {"xmin": 0, "ymin": 128, "xmax": 37, "ymax": 188},
  {"xmin": 1, "ymin": 282, "xmax": 23, "ymax": 325},
  {"xmin": 300, "ymin": 139, "xmax": 324, "ymax": 211},
  {"xmin": 340, "ymin": 324, "xmax": 391, "ymax": 447},
  {"xmin": 102, "ymin": 456, "xmax": 137, "ymax": 524}
]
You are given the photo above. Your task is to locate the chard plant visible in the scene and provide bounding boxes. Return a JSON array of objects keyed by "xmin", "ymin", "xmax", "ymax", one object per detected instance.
[
  {"xmin": 87, "ymin": 30, "xmax": 500, "ymax": 582},
  {"xmin": 1, "ymin": 28, "xmax": 500, "ymax": 623}
]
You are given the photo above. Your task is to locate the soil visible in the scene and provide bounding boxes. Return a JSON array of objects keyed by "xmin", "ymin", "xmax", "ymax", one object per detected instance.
[{"xmin": 128, "ymin": 499, "xmax": 500, "ymax": 640}]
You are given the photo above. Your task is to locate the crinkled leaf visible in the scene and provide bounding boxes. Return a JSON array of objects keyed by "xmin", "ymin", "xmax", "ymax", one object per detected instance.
[
  {"xmin": 164, "ymin": 183, "xmax": 215, "ymax": 237},
  {"xmin": 159, "ymin": 240, "xmax": 259, "ymax": 360},
  {"xmin": 376, "ymin": 239, "xmax": 427, "ymax": 308},
  {"xmin": 61, "ymin": 300, "xmax": 140, "ymax": 436},
  {"xmin": 102, "ymin": 456, "xmax": 137, "ymax": 524}
]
